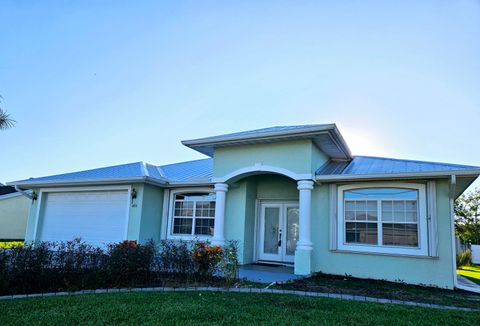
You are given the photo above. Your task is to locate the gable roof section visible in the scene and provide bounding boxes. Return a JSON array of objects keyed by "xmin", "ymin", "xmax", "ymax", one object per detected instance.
[
  {"xmin": 316, "ymin": 156, "xmax": 480, "ymax": 180},
  {"xmin": 181, "ymin": 124, "xmax": 352, "ymax": 160}
]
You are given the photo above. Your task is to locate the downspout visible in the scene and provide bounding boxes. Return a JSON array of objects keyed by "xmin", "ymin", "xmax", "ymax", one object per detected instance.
[
  {"xmin": 14, "ymin": 185, "xmax": 35, "ymax": 200},
  {"xmin": 449, "ymin": 175, "xmax": 458, "ymax": 289}
]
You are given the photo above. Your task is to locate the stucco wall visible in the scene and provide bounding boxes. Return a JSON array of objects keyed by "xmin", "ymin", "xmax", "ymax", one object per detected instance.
[
  {"xmin": 138, "ymin": 184, "xmax": 164, "ymax": 243},
  {"xmin": 310, "ymin": 179, "xmax": 455, "ymax": 289},
  {"xmin": 0, "ymin": 194, "xmax": 31, "ymax": 240},
  {"xmin": 213, "ymin": 139, "xmax": 328, "ymax": 177}
]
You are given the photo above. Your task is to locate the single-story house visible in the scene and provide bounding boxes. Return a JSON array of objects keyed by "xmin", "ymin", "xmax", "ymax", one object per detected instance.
[
  {"xmin": 8, "ymin": 124, "xmax": 480, "ymax": 289},
  {"xmin": 0, "ymin": 185, "xmax": 31, "ymax": 241}
]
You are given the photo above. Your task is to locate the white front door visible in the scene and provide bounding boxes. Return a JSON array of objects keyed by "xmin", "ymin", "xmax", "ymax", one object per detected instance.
[{"xmin": 258, "ymin": 202, "xmax": 299, "ymax": 263}]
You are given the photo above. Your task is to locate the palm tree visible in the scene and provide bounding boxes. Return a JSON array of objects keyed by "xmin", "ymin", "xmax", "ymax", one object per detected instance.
[{"xmin": 0, "ymin": 96, "xmax": 15, "ymax": 130}]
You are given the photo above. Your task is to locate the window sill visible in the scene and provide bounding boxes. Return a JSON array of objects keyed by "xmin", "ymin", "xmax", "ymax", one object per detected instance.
[
  {"xmin": 330, "ymin": 249, "xmax": 438, "ymax": 260},
  {"xmin": 166, "ymin": 235, "xmax": 213, "ymax": 241}
]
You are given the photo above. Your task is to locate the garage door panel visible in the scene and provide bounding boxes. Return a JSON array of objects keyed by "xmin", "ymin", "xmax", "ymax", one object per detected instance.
[{"xmin": 39, "ymin": 190, "xmax": 129, "ymax": 247}]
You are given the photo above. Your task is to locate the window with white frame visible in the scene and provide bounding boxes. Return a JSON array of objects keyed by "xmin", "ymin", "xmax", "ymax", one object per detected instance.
[
  {"xmin": 337, "ymin": 183, "xmax": 428, "ymax": 256},
  {"xmin": 171, "ymin": 193, "xmax": 216, "ymax": 236}
]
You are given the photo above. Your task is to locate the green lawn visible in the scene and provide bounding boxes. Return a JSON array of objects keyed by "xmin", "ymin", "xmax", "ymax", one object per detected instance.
[
  {"xmin": 0, "ymin": 291, "xmax": 478, "ymax": 325},
  {"xmin": 458, "ymin": 265, "xmax": 480, "ymax": 285}
]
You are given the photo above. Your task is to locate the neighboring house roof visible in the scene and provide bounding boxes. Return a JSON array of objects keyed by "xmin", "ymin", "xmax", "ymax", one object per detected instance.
[
  {"xmin": 0, "ymin": 186, "xmax": 17, "ymax": 196},
  {"xmin": 182, "ymin": 124, "xmax": 352, "ymax": 160},
  {"xmin": 316, "ymin": 156, "xmax": 480, "ymax": 180}
]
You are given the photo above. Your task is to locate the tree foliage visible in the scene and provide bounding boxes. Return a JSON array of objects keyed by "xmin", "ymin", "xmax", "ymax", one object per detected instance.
[
  {"xmin": 0, "ymin": 96, "xmax": 15, "ymax": 130},
  {"xmin": 455, "ymin": 188, "xmax": 480, "ymax": 244}
]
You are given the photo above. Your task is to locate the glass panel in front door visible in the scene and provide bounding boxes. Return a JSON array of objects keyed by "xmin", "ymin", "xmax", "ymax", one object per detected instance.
[
  {"xmin": 264, "ymin": 207, "xmax": 280, "ymax": 254},
  {"xmin": 286, "ymin": 207, "xmax": 299, "ymax": 256}
]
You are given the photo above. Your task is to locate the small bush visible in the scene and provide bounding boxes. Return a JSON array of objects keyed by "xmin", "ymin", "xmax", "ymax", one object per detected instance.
[
  {"xmin": 192, "ymin": 242, "xmax": 223, "ymax": 277},
  {"xmin": 157, "ymin": 240, "xmax": 195, "ymax": 275},
  {"xmin": 221, "ymin": 240, "xmax": 239, "ymax": 284},
  {"xmin": 457, "ymin": 249, "xmax": 472, "ymax": 267}
]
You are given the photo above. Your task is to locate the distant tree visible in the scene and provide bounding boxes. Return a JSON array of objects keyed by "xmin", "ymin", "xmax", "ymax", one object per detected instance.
[
  {"xmin": 455, "ymin": 188, "xmax": 480, "ymax": 245},
  {"xmin": 0, "ymin": 96, "xmax": 15, "ymax": 130}
]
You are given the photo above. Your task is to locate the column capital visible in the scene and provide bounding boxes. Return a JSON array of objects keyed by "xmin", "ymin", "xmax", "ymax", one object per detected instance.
[
  {"xmin": 214, "ymin": 183, "xmax": 229, "ymax": 192},
  {"xmin": 297, "ymin": 180, "xmax": 314, "ymax": 191}
]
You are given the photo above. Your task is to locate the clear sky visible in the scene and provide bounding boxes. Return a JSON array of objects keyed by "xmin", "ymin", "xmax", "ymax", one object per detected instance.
[{"xmin": 1, "ymin": 1, "xmax": 479, "ymax": 190}]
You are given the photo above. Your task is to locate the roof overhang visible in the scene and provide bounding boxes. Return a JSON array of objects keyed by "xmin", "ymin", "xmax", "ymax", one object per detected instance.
[
  {"xmin": 6, "ymin": 176, "xmax": 168, "ymax": 189},
  {"xmin": 316, "ymin": 169, "xmax": 480, "ymax": 199},
  {"xmin": 182, "ymin": 124, "xmax": 352, "ymax": 160}
]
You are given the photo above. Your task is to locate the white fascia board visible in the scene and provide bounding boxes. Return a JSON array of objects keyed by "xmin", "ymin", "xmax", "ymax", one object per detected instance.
[
  {"xmin": 315, "ymin": 169, "xmax": 480, "ymax": 182},
  {"xmin": 7, "ymin": 176, "xmax": 168, "ymax": 188},
  {"xmin": 0, "ymin": 191, "xmax": 31, "ymax": 200},
  {"xmin": 181, "ymin": 124, "xmax": 336, "ymax": 146}
]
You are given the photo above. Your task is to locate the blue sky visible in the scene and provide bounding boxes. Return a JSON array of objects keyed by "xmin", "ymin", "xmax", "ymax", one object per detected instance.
[{"xmin": 1, "ymin": 1, "xmax": 479, "ymax": 190}]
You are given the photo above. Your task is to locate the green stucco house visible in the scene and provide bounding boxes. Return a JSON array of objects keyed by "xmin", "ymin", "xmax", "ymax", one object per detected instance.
[
  {"xmin": 0, "ymin": 186, "xmax": 30, "ymax": 241},
  {"xmin": 8, "ymin": 124, "xmax": 480, "ymax": 289}
]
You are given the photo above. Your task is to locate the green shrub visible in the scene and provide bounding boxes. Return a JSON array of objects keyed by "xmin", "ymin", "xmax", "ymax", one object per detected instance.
[
  {"xmin": 456, "ymin": 249, "xmax": 472, "ymax": 267},
  {"xmin": 192, "ymin": 241, "xmax": 224, "ymax": 277},
  {"xmin": 221, "ymin": 240, "xmax": 239, "ymax": 285},
  {"xmin": 0, "ymin": 238, "xmax": 234, "ymax": 295}
]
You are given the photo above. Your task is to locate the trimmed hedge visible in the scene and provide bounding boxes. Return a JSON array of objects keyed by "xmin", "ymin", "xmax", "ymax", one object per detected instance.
[{"xmin": 0, "ymin": 239, "xmax": 238, "ymax": 295}]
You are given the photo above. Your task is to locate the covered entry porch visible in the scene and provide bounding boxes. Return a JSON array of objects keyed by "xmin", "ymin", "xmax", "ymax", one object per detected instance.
[{"xmin": 210, "ymin": 166, "xmax": 316, "ymax": 276}]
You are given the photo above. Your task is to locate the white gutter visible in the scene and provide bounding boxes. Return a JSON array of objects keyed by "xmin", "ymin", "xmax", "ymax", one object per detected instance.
[
  {"xmin": 7, "ymin": 176, "xmax": 168, "ymax": 188},
  {"xmin": 14, "ymin": 186, "xmax": 35, "ymax": 200},
  {"xmin": 449, "ymin": 175, "xmax": 459, "ymax": 290},
  {"xmin": 315, "ymin": 169, "xmax": 480, "ymax": 182}
]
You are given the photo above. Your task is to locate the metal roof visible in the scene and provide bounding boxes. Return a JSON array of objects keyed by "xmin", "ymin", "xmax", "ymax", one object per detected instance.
[
  {"xmin": 181, "ymin": 124, "xmax": 352, "ymax": 160},
  {"xmin": 316, "ymin": 156, "xmax": 480, "ymax": 180},
  {"xmin": 160, "ymin": 158, "xmax": 213, "ymax": 183},
  {"xmin": 8, "ymin": 159, "xmax": 213, "ymax": 187}
]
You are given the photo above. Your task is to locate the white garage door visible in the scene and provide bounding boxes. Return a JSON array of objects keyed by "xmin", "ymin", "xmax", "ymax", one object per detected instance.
[{"xmin": 38, "ymin": 190, "xmax": 129, "ymax": 247}]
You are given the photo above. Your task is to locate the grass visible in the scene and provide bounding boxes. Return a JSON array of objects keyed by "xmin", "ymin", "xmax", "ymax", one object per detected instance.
[
  {"xmin": 275, "ymin": 272, "xmax": 480, "ymax": 309},
  {"xmin": 0, "ymin": 291, "xmax": 479, "ymax": 325},
  {"xmin": 458, "ymin": 265, "xmax": 480, "ymax": 285},
  {"xmin": 0, "ymin": 241, "xmax": 23, "ymax": 249}
]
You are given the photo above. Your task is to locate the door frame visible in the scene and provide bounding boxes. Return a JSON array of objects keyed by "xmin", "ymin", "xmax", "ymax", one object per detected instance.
[{"xmin": 254, "ymin": 200, "xmax": 299, "ymax": 264}]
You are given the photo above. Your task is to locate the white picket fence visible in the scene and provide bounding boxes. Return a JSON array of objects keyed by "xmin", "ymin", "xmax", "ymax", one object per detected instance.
[{"xmin": 472, "ymin": 245, "xmax": 480, "ymax": 264}]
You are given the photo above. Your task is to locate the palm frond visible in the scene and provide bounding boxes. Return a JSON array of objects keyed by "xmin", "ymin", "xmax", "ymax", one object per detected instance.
[{"xmin": 0, "ymin": 108, "xmax": 16, "ymax": 130}]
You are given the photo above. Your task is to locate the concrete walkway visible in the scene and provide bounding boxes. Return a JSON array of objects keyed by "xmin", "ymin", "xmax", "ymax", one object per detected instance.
[
  {"xmin": 239, "ymin": 264, "xmax": 303, "ymax": 283},
  {"xmin": 0, "ymin": 286, "xmax": 477, "ymax": 311},
  {"xmin": 457, "ymin": 274, "xmax": 480, "ymax": 294}
]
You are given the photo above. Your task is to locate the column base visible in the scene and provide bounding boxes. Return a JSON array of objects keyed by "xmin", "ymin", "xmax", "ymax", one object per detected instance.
[{"xmin": 294, "ymin": 248, "xmax": 312, "ymax": 276}]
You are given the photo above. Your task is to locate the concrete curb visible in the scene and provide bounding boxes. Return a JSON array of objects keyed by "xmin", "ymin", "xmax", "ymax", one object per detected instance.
[{"xmin": 0, "ymin": 286, "xmax": 477, "ymax": 311}]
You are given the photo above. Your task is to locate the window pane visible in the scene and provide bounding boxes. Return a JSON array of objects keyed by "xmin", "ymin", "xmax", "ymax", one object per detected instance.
[
  {"xmin": 173, "ymin": 218, "xmax": 193, "ymax": 234},
  {"xmin": 345, "ymin": 222, "xmax": 377, "ymax": 244},
  {"xmin": 382, "ymin": 223, "xmax": 418, "ymax": 247},
  {"xmin": 356, "ymin": 201, "xmax": 366, "ymax": 211},
  {"xmin": 345, "ymin": 210, "xmax": 355, "ymax": 221},
  {"xmin": 405, "ymin": 211, "xmax": 417, "ymax": 222},
  {"xmin": 194, "ymin": 218, "xmax": 214, "ymax": 236},
  {"xmin": 345, "ymin": 188, "xmax": 417, "ymax": 199},
  {"xmin": 345, "ymin": 201, "xmax": 355, "ymax": 211}
]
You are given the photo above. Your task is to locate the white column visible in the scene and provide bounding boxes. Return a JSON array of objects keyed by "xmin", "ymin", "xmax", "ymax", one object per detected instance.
[
  {"xmin": 296, "ymin": 180, "xmax": 314, "ymax": 251},
  {"xmin": 212, "ymin": 183, "xmax": 228, "ymax": 245}
]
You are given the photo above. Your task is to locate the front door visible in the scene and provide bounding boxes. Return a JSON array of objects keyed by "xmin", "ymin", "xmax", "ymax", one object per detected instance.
[{"xmin": 258, "ymin": 202, "xmax": 299, "ymax": 263}]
